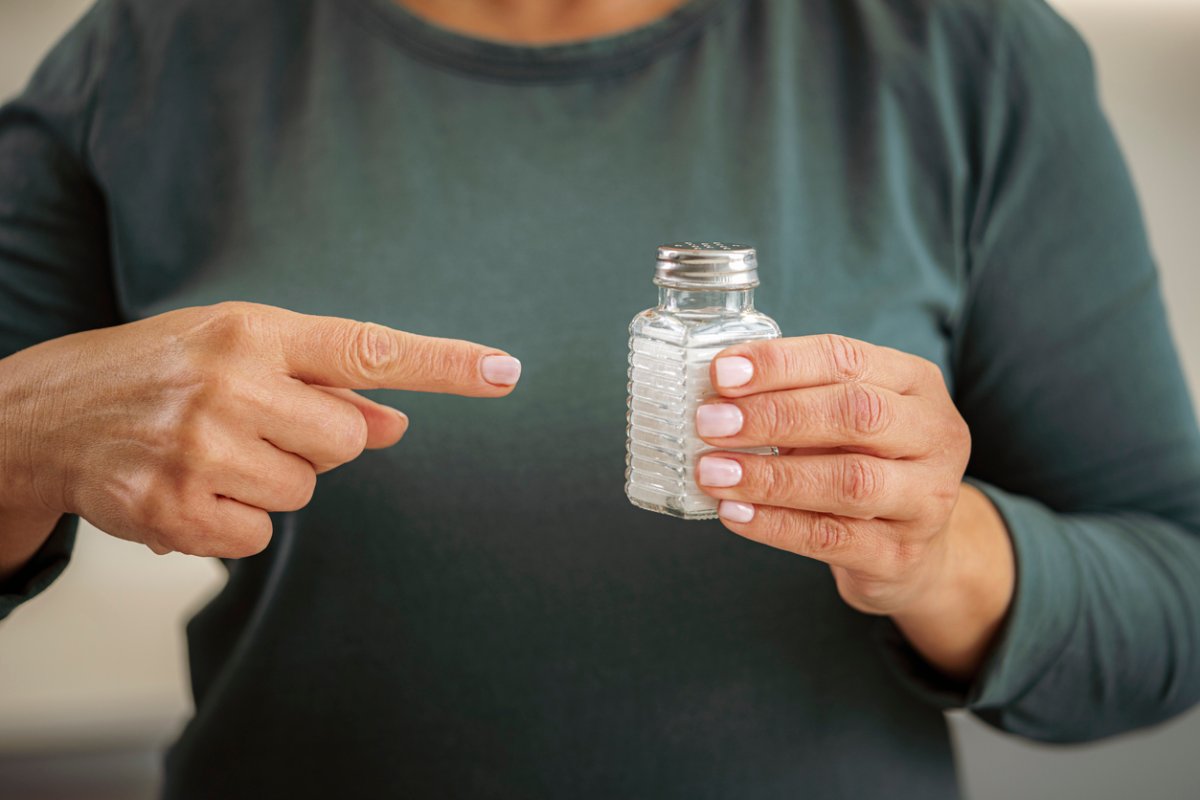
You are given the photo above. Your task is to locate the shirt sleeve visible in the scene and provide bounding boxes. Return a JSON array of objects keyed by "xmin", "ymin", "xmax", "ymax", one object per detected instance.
[
  {"xmin": 877, "ymin": 0, "xmax": 1200, "ymax": 742},
  {"xmin": 0, "ymin": 2, "xmax": 121, "ymax": 619}
]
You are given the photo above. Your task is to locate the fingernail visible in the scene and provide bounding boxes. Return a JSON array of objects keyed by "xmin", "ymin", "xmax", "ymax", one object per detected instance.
[
  {"xmin": 696, "ymin": 404, "xmax": 743, "ymax": 438},
  {"xmin": 719, "ymin": 500, "xmax": 755, "ymax": 523},
  {"xmin": 714, "ymin": 356, "xmax": 754, "ymax": 388},
  {"xmin": 481, "ymin": 355, "xmax": 522, "ymax": 386},
  {"xmin": 698, "ymin": 456, "xmax": 742, "ymax": 487}
]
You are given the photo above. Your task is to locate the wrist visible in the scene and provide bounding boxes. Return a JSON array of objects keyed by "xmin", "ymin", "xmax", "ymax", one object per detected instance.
[
  {"xmin": 0, "ymin": 353, "xmax": 64, "ymax": 516},
  {"xmin": 0, "ymin": 361, "xmax": 66, "ymax": 582},
  {"xmin": 890, "ymin": 483, "xmax": 1015, "ymax": 682}
]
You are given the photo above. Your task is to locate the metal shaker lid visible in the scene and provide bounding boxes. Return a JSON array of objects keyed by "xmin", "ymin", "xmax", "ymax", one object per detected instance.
[{"xmin": 654, "ymin": 242, "xmax": 759, "ymax": 289}]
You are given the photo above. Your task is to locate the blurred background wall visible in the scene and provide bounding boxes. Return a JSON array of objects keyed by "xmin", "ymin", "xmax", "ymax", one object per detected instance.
[{"xmin": 0, "ymin": 0, "xmax": 1197, "ymax": 798}]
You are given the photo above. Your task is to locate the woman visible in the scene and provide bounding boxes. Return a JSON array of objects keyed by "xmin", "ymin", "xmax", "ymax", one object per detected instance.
[{"xmin": 1, "ymin": 0, "xmax": 1198, "ymax": 796}]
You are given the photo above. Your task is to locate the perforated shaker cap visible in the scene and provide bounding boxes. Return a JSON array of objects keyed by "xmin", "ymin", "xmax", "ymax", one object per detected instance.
[{"xmin": 654, "ymin": 242, "xmax": 759, "ymax": 289}]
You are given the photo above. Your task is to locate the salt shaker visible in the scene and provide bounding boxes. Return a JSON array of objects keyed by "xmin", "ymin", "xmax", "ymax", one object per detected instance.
[{"xmin": 625, "ymin": 242, "xmax": 781, "ymax": 520}]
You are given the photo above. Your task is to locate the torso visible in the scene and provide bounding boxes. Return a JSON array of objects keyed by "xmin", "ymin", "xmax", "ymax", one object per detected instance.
[{"xmin": 89, "ymin": 0, "xmax": 972, "ymax": 795}]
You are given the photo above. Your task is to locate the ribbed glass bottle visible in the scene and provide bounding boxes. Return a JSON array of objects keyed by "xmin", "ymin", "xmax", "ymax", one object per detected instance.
[{"xmin": 625, "ymin": 242, "xmax": 781, "ymax": 520}]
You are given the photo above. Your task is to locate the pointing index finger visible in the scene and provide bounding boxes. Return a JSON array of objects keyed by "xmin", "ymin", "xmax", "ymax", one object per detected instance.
[
  {"xmin": 277, "ymin": 311, "xmax": 521, "ymax": 396},
  {"xmin": 710, "ymin": 334, "xmax": 938, "ymax": 398}
]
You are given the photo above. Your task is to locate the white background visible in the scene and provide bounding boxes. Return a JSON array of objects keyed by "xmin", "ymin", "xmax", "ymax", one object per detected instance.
[{"xmin": 0, "ymin": 1, "xmax": 1197, "ymax": 797}]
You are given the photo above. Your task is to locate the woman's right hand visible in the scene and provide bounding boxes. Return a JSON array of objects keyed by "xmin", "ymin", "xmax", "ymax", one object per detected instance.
[{"xmin": 0, "ymin": 301, "xmax": 521, "ymax": 566}]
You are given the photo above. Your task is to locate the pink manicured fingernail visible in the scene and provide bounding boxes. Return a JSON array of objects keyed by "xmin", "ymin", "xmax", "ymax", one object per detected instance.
[
  {"xmin": 719, "ymin": 500, "xmax": 755, "ymax": 523},
  {"xmin": 696, "ymin": 404, "xmax": 743, "ymax": 438},
  {"xmin": 481, "ymin": 355, "xmax": 522, "ymax": 386},
  {"xmin": 714, "ymin": 356, "xmax": 754, "ymax": 388},
  {"xmin": 698, "ymin": 456, "xmax": 742, "ymax": 487}
]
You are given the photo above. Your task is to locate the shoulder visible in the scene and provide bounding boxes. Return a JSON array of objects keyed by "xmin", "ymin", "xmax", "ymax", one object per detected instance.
[
  {"xmin": 75, "ymin": 0, "xmax": 321, "ymax": 113},
  {"xmin": 835, "ymin": 0, "xmax": 1090, "ymax": 76},
  {"xmin": 54, "ymin": 0, "xmax": 320, "ymax": 90},
  {"xmin": 845, "ymin": 0, "xmax": 1079, "ymax": 38},
  {"xmin": 14, "ymin": 0, "xmax": 319, "ymax": 165},
  {"xmin": 806, "ymin": 0, "xmax": 1099, "ymax": 136},
  {"xmin": 24, "ymin": 0, "xmax": 309, "ymax": 87}
]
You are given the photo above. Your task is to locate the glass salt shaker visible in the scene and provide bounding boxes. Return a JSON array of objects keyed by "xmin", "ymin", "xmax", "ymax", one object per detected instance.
[{"xmin": 625, "ymin": 242, "xmax": 781, "ymax": 520}]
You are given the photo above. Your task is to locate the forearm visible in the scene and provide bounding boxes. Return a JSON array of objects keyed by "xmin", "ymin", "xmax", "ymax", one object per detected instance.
[
  {"xmin": 965, "ymin": 483, "xmax": 1200, "ymax": 740},
  {"xmin": 890, "ymin": 483, "xmax": 1015, "ymax": 684},
  {"xmin": 885, "ymin": 477, "xmax": 1200, "ymax": 742}
]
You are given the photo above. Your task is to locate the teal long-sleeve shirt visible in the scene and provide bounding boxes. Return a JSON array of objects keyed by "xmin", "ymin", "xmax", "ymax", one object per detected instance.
[{"xmin": 2, "ymin": 0, "xmax": 1199, "ymax": 797}]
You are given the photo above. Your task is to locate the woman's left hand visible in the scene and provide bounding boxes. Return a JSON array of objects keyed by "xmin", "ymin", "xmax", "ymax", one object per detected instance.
[{"xmin": 695, "ymin": 334, "xmax": 983, "ymax": 619}]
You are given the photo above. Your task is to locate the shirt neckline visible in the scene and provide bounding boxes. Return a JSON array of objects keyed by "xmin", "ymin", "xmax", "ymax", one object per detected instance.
[{"xmin": 341, "ymin": 0, "xmax": 732, "ymax": 83}]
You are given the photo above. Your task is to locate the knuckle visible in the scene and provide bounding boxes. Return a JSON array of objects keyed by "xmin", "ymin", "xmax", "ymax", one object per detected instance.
[
  {"xmin": 209, "ymin": 300, "xmax": 254, "ymax": 316},
  {"xmin": 205, "ymin": 509, "xmax": 273, "ymax": 559},
  {"xmin": 840, "ymin": 382, "xmax": 891, "ymax": 437},
  {"xmin": 840, "ymin": 573, "xmax": 898, "ymax": 611},
  {"xmin": 757, "ymin": 459, "xmax": 791, "ymax": 503},
  {"xmin": 756, "ymin": 395, "xmax": 801, "ymax": 440},
  {"xmin": 137, "ymin": 485, "xmax": 201, "ymax": 552},
  {"xmin": 329, "ymin": 409, "xmax": 369, "ymax": 462},
  {"xmin": 933, "ymin": 474, "xmax": 961, "ymax": 506},
  {"xmin": 406, "ymin": 341, "xmax": 442, "ymax": 384},
  {"xmin": 930, "ymin": 409, "xmax": 971, "ymax": 468},
  {"xmin": 247, "ymin": 514, "xmax": 275, "ymax": 554},
  {"xmin": 923, "ymin": 493, "xmax": 954, "ymax": 525},
  {"xmin": 345, "ymin": 322, "xmax": 396, "ymax": 381},
  {"xmin": 822, "ymin": 334, "xmax": 867, "ymax": 382},
  {"xmin": 426, "ymin": 344, "xmax": 477, "ymax": 389},
  {"xmin": 920, "ymin": 359, "xmax": 945, "ymax": 388},
  {"xmin": 837, "ymin": 457, "xmax": 884, "ymax": 508},
  {"xmin": 807, "ymin": 515, "xmax": 853, "ymax": 555},
  {"xmin": 755, "ymin": 340, "xmax": 795, "ymax": 384},
  {"xmin": 201, "ymin": 302, "xmax": 267, "ymax": 349},
  {"xmin": 280, "ymin": 469, "xmax": 317, "ymax": 511},
  {"xmin": 254, "ymin": 528, "xmax": 276, "ymax": 557},
  {"xmin": 953, "ymin": 415, "xmax": 972, "ymax": 456},
  {"xmin": 223, "ymin": 522, "xmax": 273, "ymax": 559},
  {"xmin": 891, "ymin": 536, "xmax": 927, "ymax": 571}
]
